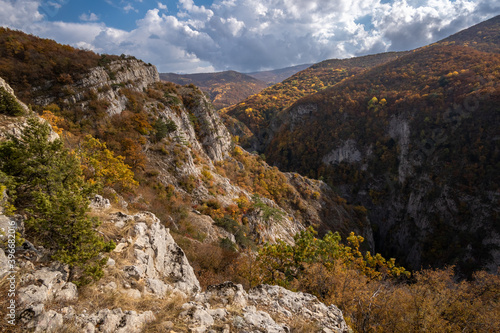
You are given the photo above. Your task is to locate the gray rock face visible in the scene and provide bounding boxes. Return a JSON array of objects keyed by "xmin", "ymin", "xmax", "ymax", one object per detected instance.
[
  {"xmin": 189, "ymin": 93, "xmax": 233, "ymax": 162},
  {"xmin": 32, "ymin": 59, "xmax": 159, "ymax": 115},
  {"xmin": 322, "ymin": 139, "xmax": 363, "ymax": 165},
  {"xmin": 188, "ymin": 282, "xmax": 349, "ymax": 333},
  {"xmin": 112, "ymin": 211, "xmax": 201, "ymax": 295},
  {"xmin": 10, "ymin": 206, "xmax": 350, "ymax": 333},
  {"xmin": 388, "ymin": 115, "xmax": 411, "ymax": 183},
  {"xmin": 248, "ymin": 284, "xmax": 349, "ymax": 332},
  {"xmin": 0, "ymin": 77, "xmax": 15, "ymax": 95}
]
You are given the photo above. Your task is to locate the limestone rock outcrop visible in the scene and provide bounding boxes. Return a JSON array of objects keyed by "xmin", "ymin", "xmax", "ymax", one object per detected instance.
[
  {"xmin": 111, "ymin": 211, "xmax": 201, "ymax": 295},
  {"xmin": 5, "ymin": 209, "xmax": 350, "ymax": 333}
]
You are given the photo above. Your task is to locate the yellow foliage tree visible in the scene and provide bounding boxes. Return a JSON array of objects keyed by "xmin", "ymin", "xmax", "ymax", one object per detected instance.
[
  {"xmin": 40, "ymin": 110, "xmax": 65, "ymax": 136},
  {"xmin": 77, "ymin": 135, "xmax": 138, "ymax": 192}
]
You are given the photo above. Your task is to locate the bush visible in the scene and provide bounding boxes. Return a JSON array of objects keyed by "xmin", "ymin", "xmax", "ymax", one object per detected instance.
[{"xmin": 153, "ymin": 118, "xmax": 177, "ymax": 142}]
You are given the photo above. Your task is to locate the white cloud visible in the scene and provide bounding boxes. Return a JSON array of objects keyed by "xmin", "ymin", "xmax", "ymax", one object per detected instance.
[
  {"xmin": 0, "ymin": 0, "xmax": 44, "ymax": 30},
  {"xmin": 79, "ymin": 12, "xmax": 99, "ymax": 22},
  {"xmin": 0, "ymin": 0, "xmax": 498, "ymax": 73},
  {"xmin": 123, "ymin": 4, "xmax": 138, "ymax": 13}
]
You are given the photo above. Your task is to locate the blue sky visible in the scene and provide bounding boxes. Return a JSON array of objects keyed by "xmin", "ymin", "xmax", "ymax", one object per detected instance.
[
  {"xmin": 1, "ymin": 0, "xmax": 499, "ymax": 73},
  {"xmin": 39, "ymin": 1, "xmax": 213, "ymax": 30}
]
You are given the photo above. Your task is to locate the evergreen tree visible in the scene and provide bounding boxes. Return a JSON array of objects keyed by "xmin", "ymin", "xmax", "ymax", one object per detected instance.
[
  {"xmin": 0, "ymin": 117, "xmax": 114, "ymax": 284},
  {"xmin": 0, "ymin": 86, "xmax": 24, "ymax": 116}
]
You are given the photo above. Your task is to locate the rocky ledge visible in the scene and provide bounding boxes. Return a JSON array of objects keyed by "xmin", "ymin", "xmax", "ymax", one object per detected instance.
[{"xmin": 1, "ymin": 210, "xmax": 349, "ymax": 332}]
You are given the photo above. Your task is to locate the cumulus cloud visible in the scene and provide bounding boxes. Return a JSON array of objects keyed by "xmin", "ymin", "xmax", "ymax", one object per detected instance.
[
  {"xmin": 0, "ymin": 0, "xmax": 44, "ymax": 30},
  {"xmin": 79, "ymin": 12, "xmax": 99, "ymax": 22},
  {"xmin": 0, "ymin": 0, "xmax": 498, "ymax": 73}
]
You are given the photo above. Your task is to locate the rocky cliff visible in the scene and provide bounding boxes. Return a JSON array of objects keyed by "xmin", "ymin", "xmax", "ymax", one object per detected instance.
[
  {"xmin": 1, "ymin": 208, "xmax": 349, "ymax": 333},
  {"xmin": 22, "ymin": 55, "xmax": 370, "ymax": 248},
  {"xmin": 0, "ymin": 51, "xmax": 358, "ymax": 331},
  {"xmin": 34, "ymin": 58, "xmax": 159, "ymax": 115}
]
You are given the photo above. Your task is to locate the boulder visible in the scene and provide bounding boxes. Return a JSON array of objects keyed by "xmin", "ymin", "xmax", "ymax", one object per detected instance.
[
  {"xmin": 89, "ymin": 194, "xmax": 111, "ymax": 211},
  {"xmin": 33, "ymin": 310, "xmax": 63, "ymax": 333},
  {"xmin": 117, "ymin": 212, "xmax": 201, "ymax": 295}
]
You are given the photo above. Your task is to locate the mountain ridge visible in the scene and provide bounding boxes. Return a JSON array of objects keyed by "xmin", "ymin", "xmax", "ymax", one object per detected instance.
[
  {"xmin": 246, "ymin": 63, "xmax": 312, "ymax": 84},
  {"xmin": 261, "ymin": 35, "xmax": 500, "ymax": 275}
]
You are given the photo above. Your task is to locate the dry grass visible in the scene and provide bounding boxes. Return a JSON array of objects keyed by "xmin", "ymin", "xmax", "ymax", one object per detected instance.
[{"xmin": 288, "ymin": 318, "xmax": 321, "ymax": 333}]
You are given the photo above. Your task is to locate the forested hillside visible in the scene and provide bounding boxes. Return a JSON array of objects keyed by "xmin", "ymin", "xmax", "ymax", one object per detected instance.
[
  {"xmin": 261, "ymin": 24, "xmax": 500, "ymax": 276},
  {"xmin": 438, "ymin": 14, "xmax": 500, "ymax": 53},
  {"xmin": 221, "ymin": 52, "xmax": 408, "ymax": 150}
]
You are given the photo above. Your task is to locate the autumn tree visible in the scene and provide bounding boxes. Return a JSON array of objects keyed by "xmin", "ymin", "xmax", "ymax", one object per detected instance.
[{"xmin": 77, "ymin": 134, "xmax": 138, "ymax": 192}]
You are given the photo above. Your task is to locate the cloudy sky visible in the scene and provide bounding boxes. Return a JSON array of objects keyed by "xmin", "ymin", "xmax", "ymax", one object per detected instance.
[{"xmin": 0, "ymin": 0, "xmax": 499, "ymax": 73}]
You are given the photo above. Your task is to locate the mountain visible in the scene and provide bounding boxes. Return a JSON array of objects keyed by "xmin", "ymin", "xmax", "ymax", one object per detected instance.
[
  {"xmin": 246, "ymin": 63, "xmax": 312, "ymax": 84},
  {"xmin": 222, "ymin": 51, "xmax": 408, "ymax": 151},
  {"xmin": 253, "ymin": 17, "xmax": 500, "ymax": 276},
  {"xmin": 160, "ymin": 70, "xmax": 268, "ymax": 110},
  {"xmin": 0, "ymin": 27, "xmax": 370, "ymax": 331},
  {"xmin": 159, "ymin": 64, "xmax": 312, "ymax": 110},
  {"xmin": 1, "ymin": 25, "xmax": 499, "ymax": 333},
  {"xmin": 438, "ymin": 14, "xmax": 500, "ymax": 53}
]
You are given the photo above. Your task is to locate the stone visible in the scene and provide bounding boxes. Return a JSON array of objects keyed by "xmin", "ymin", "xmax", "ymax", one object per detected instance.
[
  {"xmin": 242, "ymin": 306, "xmax": 286, "ymax": 333},
  {"xmin": 193, "ymin": 307, "xmax": 214, "ymax": 327},
  {"xmin": 106, "ymin": 257, "xmax": 116, "ymax": 266},
  {"xmin": 103, "ymin": 281, "xmax": 118, "ymax": 292},
  {"xmin": 0, "ymin": 249, "xmax": 8, "ymax": 278},
  {"xmin": 247, "ymin": 284, "xmax": 349, "ymax": 332},
  {"xmin": 89, "ymin": 194, "xmax": 111, "ymax": 211},
  {"xmin": 18, "ymin": 284, "xmax": 51, "ymax": 307},
  {"xmin": 54, "ymin": 282, "xmax": 78, "ymax": 302},
  {"xmin": 34, "ymin": 310, "xmax": 63, "ymax": 333},
  {"xmin": 113, "ymin": 242, "xmax": 128, "ymax": 253},
  {"xmin": 202, "ymin": 281, "xmax": 248, "ymax": 308},
  {"xmin": 208, "ymin": 308, "xmax": 227, "ymax": 320},
  {"xmin": 0, "ymin": 214, "xmax": 24, "ymax": 242},
  {"xmin": 115, "ymin": 310, "xmax": 156, "ymax": 333},
  {"xmin": 122, "ymin": 288, "xmax": 142, "ymax": 299},
  {"xmin": 123, "ymin": 265, "xmax": 143, "ymax": 280},
  {"xmin": 145, "ymin": 278, "xmax": 171, "ymax": 298}
]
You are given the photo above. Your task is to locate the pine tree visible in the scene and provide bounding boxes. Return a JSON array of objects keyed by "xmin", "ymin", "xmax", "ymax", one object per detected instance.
[{"xmin": 0, "ymin": 117, "xmax": 115, "ymax": 284}]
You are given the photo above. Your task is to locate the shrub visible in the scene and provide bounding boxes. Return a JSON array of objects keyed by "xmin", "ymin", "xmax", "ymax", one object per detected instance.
[
  {"xmin": 78, "ymin": 134, "xmax": 138, "ymax": 192},
  {"xmin": 152, "ymin": 118, "xmax": 177, "ymax": 142}
]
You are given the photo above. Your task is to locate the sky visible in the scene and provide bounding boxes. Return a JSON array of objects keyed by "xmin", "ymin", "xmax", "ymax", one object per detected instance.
[{"xmin": 0, "ymin": 0, "xmax": 499, "ymax": 73}]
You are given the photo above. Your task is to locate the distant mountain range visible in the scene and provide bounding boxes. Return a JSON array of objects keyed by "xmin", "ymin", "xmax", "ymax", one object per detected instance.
[
  {"xmin": 246, "ymin": 64, "xmax": 312, "ymax": 84},
  {"xmin": 159, "ymin": 64, "xmax": 310, "ymax": 109}
]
